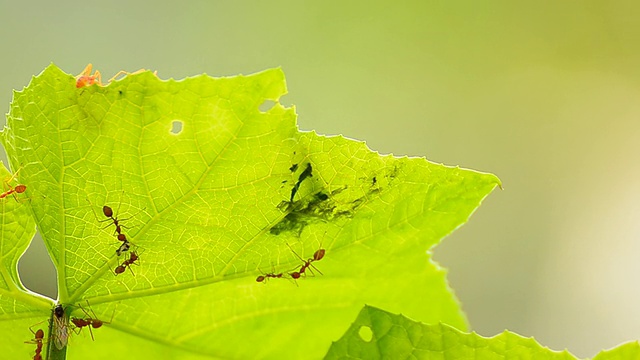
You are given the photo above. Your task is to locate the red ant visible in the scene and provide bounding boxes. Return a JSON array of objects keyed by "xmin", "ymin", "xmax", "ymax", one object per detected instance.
[
  {"xmin": 101, "ymin": 203, "xmax": 145, "ymax": 237},
  {"xmin": 102, "ymin": 205, "xmax": 131, "ymax": 236},
  {"xmin": 76, "ymin": 64, "xmax": 102, "ymax": 88},
  {"xmin": 102, "ymin": 204, "xmax": 137, "ymax": 256},
  {"xmin": 115, "ymin": 250, "xmax": 140, "ymax": 275},
  {"xmin": 70, "ymin": 301, "xmax": 114, "ymax": 341},
  {"xmin": 0, "ymin": 167, "xmax": 26, "ymax": 202},
  {"xmin": 287, "ymin": 243, "xmax": 325, "ymax": 280},
  {"xmin": 24, "ymin": 327, "xmax": 45, "ymax": 360},
  {"xmin": 86, "ymin": 199, "xmax": 129, "ymax": 236},
  {"xmin": 256, "ymin": 272, "xmax": 284, "ymax": 283},
  {"xmin": 77, "ymin": 64, "xmax": 159, "ymax": 89},
  {"xmin": 87, "ymin": 197, "xmax": 141, "ymax": 256}
]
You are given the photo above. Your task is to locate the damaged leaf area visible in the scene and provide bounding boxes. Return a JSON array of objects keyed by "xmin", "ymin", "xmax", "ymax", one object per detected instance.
[
  {"xmin": 271, "ymin": 162, "xmax": 375, "ymax": 236},
  {"xmin": 0, "ymin": 64, "xmax": 500, "ymax": 359}
]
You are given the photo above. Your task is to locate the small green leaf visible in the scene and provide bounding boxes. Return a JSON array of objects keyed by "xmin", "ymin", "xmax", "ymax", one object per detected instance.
[
  {"xmin": 325, "ymin": 305, "xmax": 577, "ymax": 359},
  {"xmin": 1, "ymin": 65, "xmax": 500, "ymax": 358},
  {"xmin": 592, "ymin": 342, "xmax": 640, "ymax": 360}
]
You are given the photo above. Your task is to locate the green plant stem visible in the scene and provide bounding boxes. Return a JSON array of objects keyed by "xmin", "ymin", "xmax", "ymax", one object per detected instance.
[{"xmin": 46, "ymin": 305, "xmax": 67, "ymax": 360}]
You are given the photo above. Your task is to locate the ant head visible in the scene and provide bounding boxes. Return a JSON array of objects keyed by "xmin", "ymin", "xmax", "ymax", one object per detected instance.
[
  {"xmin": 14, "ymin": 184, "xmax": 26, "ymax": 193},
  {"xmin": 256, "ymin": 275, "xmax": 265, "ymax": 283},
  {"xmin": 313, "ymin": 249, "xmax": 325, "ymax": 262},
  {"xmin": 102, "ymin": 206, "xmax": 113, "ymax": 218},
  {"xmin": 35, "ymin": 329, "xmax": 44, "ymax": 338}
]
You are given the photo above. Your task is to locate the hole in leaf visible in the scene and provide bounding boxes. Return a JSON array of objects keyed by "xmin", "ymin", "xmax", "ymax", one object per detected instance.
[
  {"xmin": 358, "ymin": 325, "xmax": 373, "ymax": 342},
  {"xmin": 259, "ymin": 100, "xmax": 276, "ymax": 113},
  {"xmin": 170, "ymin": 120, "xmax": 183, "ymax": 135},
  {"xmin": 18, "ymin": 231, "xmax": 58, "ymax": 299}
]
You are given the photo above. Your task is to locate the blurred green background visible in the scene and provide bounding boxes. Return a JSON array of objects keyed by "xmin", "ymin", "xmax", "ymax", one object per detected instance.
[{"xmin": 2, "ymin": 1, "xmax": 639, "ymax": 357}]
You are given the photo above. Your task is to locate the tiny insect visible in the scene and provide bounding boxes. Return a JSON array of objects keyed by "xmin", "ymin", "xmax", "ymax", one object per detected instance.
[
  {"xmin": 52, "ymin": 304, "xmax": 69, "ymax": 350},
  {"xmin": 256, "ymin": 272, "xmax": 284, "ymax": 283},
  {"xmin": 116, "ymin": 241, "xmax": 131, "ymax": 256},
  {"xmin": 24, "ymin": 327, "xmax": 45, "ymax": 360},
  {"xmin": 70, "ymin": 301, "xmax": 113, "ymax": 340},
  {"xmin": 86, "ymin": 197, "xmax": 141, "ymax": 256},
  {"xmin": 99, "ymin": 202, "xmax": 145, "ymax": 238},
  {"xmin": 0, "ymin": 167, "xmax": 27, "ymax": 202},
  {"xmin": 76, "ymin": 64, "xmax": 103, "ymax": 88},
  {"xmin": 86, "ymin": 199, "xmax": 126, "ymax": 234}
]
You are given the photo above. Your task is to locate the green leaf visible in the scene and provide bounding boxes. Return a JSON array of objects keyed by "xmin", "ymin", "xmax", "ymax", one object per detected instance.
[
  {"xmin": 327, "ymin": 306, "xmax": 640, "ymax": 360},
  {"xmin": 325, "ymin": 305, "xmax": 577, "ymax": 359},
  {"xmin": 1, "ymin": 64, "xmax": 500, "ymax": 359},
  {"xmin": 592, "ymin": 342, "xmax": 640, "ymax": 360},
  {"xmin": 0, "ymin": 161, "xmax": 54, "ymax": 359}
]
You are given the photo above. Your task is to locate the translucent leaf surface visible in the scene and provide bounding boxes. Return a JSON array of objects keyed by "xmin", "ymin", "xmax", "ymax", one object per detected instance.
[
  {"xmin": 1, "ymin": 65, "xmax": 500, "ymax": 359},
  {"xmin": 0, "ymin": 161, "xmax": 54, "ymax": 359},
  {"xmin": 592, "ymin": 342, "xmax": 640, "ymax": 360},
  {"xmin": 327, "ymin": 306, "xmax": 640, "ymax": 360},
  {"xmin": 325, "ymin": 305, "xmax": 576, "ymax": 359}
]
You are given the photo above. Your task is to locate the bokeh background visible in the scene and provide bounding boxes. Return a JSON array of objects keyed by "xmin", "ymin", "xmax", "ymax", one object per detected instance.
[{"xmin": 2, "ymin": 1, "xmax": 640, "ymax": 357}]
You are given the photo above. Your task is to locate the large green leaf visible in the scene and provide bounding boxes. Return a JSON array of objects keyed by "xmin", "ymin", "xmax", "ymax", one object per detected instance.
[
  {"xmin": 1, "ymin": 64, "xmax": 500, "ymax": 359},
  {"xmin": 326, "ymin": 305, "xmax": 640, "ymax": 360}
]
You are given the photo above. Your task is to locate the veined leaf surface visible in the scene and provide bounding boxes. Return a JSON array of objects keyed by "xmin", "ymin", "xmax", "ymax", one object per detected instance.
[{"xmin": 0, "ymin": 65, "xmax": 500, "ymax": 359}]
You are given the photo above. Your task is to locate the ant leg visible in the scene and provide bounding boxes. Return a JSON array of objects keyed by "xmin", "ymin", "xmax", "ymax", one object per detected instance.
[
  {"xmin": 4, "ymin": 166, "xmax": 22, "ymax": 184},
  {"xmin": 94, "ymin": 70, "xmax": 102, "ymax": 86},
  {"xmin": 109, "ymin": 68, "xmax": 147, "ymax": 83},
  {"xmin": 109, "ymin": 70, "xmax": 128, "ymax": 82},
  {"xmin": 306, "ymin": 261, "xmax": 323, "ymax": 277},
  {"xmin": 286, "ymin": 243, "xmax": 323, "ymax": 276},
  {"xmin": 86, "ymin": 198, "xmax": 112, "ymax": 224},
  {"xmin": 77, "ymin": 64, "xmax": 92, "ymax": 78},
  {"xmin": 286, "ymin": 243, "xmax": 306, "ymax": 263}
]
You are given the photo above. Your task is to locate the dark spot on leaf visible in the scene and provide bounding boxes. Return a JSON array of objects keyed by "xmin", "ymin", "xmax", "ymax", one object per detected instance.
[
  {"xmin": 298, "ymin": 163, "xmax": 312, "ymax": 182},
  {"xmin": 270, "ymin": 188, "xmax": 352, "ymax": 237},
  {"xmin": 289, "ymin": 163, "xmax": 298, "ymax": 172},
  {"xmin": 372, "ymin": 176, "xmax": 377, "ymax": 185},
  {"xmin": 118, "ymin": 90, "xmax": 123, "ymax": 95},
  {"xmin": 269, "ymin": 212, "xmax": 308, "ymax": 236},
  {"xmin": 289, "ymin": 163, "xmax": 312, "ymax": 202},
  {"xmin": 350, "ymin": 198, "xmax": 363, "ymax": 209}
]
